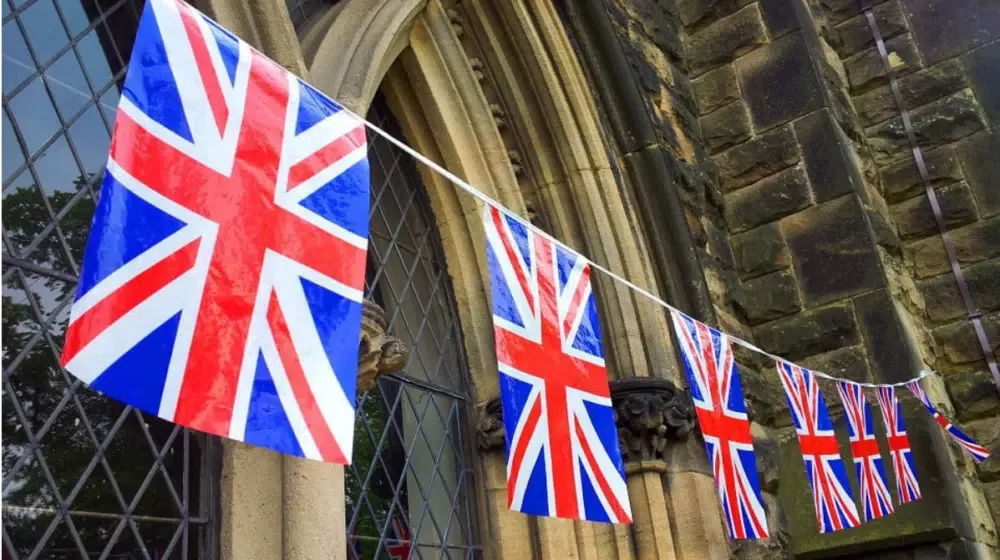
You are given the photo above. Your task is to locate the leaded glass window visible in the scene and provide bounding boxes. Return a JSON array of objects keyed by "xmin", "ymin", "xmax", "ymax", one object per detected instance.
[
  {"xmin": 2, "ymin": 0, "xmax": 219, "ymax": 557},
  {"xmin": 346, "ymin": 94, "xmax": 481, "ymax": 559}
]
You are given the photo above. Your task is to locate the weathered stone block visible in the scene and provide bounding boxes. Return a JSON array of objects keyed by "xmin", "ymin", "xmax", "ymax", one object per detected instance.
[
  {"xmin": 878, "ymin": 146, "xmax": 963, "ymax": 203},
  {"xmin": 963, "ymin": 41, "xmax": 1000, "ymax": 127},
  {"xmin": 890, "ymin": 182, "xmax": 979, "ymax": 240},
  {"xmin": 732, "ymin": 222, "xmax": 791, "ymax": 279},
  {"xmin": 986, "ymin": 481, "xmax": 1000, "ymax": 529},
  {"xmin": 691, "ymin": 65, "xmax": 739, "ymax": 116},
  {"xmin": 867, "ymin": 90, "xmax": 986, "ymax": 166},
  {"xmin": 793, "ymin": 109, "xmax": 861, "ymax": 203},
  {"xmin": 967, "ymin": 416, "xmax": 1000, "ymax": 482},
  {"xmin": 902, "ymin": 0, "xmax": 1000, "ymax": 65},
  {"xmin": 782, "ymin": 196, "xmax": 885, "ymax": 307},
  {"xmin": 855, "ymin": 288, "xmax": 924, "ymax": 382},
  {"xmin": 700, "ymin": 101, "xmax": 752, "ymax": 152},
  {"xmin": 945, "ymin": 370, "xmax": 1000, "ymax": 422},
  {"xmin": 958, "ymin": 130, "xmax": 1000, "ymax": 218},
  {"xmin": 919, "ymin": 260, "xmax": 1000, "ymax": 323},
  {"xmin": 799, "ymin": 345, "xmax": 871, "ymax": 382},
  {"xmin": 831, "ymin": 1, "xmax": 908, "ymax": 58},
  {"xmin": 854, "ymin": 59, "xmax": 970, "ymax": 127},
  {"xmin": 713, "ymin": 125, "xmax": 800, "ymax": 191},
  {"xmin": 811, "ymin": 0, "xmax": 866, "ymax": 24},
  {"xmin": 909, "ymin": 217, "xmax": 1000, "ymax": 278},
  {"xmin": 740, "ymin": 268, "xmax": 803, "ymax": 324},
  {"xmin": 725, "ymin": 166, "xmax": 812, "ymax": 232},
  {"xmin": 736, "ymin": 31, "xmax": 825, "ymax": 131},
  {"xmin": 758, "ymin": 0, "xmax": 799, "ymax": 39},
  {"xmin": 685, "ymin": 4, "xmax": 767, "ymax": 77},
  {"xmin": 843, "ymin": 33, "xmax": 921, "ymax": 92},
  {"xmin": 753, "ymin": 302, "xmax": 860, "ymax": 360},
  {"xmin": 676, "ymin": 0, "xmax": 723, "ymax": 26},
  {"xmin": 932, "ymin": 312, "xmax": 1000, "ymax": 365}
]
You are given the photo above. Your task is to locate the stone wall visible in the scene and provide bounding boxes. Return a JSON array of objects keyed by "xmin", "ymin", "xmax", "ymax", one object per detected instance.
[
  {"xmin": 586, "ymin": 0, "xmax": 999, "ymax": 556},
  {"xmin": 816, "ymin": 0, "xmax": 1000, "ymax": 549}
]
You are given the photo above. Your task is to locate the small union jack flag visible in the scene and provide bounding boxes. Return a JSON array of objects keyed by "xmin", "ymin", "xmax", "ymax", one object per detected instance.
[
  {"xmin": 670, "ymin": 311, "xmax": 768, "ymax": 540},
  {"xmin": 777, "ymin": 362, "xmax": 859, "ymax": 533},
  {"xmin": 906, "ymin": 380, "xmax": 991, "ymax": 463},
  {"xmin": 837, "ymin": 381, "xmax": 894, "ymax": 521},
  {"xmin": 874, "ymin": 386, "xmax": 920, "ymax": 504},
  {"xmin": 61, "ymin": 0, "xmax": 369, "ymax": 463},
  {"xmin": 387, "ymin": 513, "xmax": 412, "ymax": 560},
  {"xmin": 485, "ymin": 205, "xmax": 632, "ymax": 523}
]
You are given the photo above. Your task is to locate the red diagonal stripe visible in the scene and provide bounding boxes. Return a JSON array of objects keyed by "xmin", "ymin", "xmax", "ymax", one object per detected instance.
[
  {"xmin": 177, "ymin": 2, "xmax": 228, "ymax": 136},
  {"xmin": 62, "ymin": 238, "xmax": 201, "ymax": 365},
  {"xmin": 267, "ymin": 292, "xmax": 347, "ymax": 464},
  {"xmin": 507, "ymin": 394, "xmax": 543, "ymax": 508},
  {"xmin": 288, "ymin": 126, "xmax": 366, "ymax": 190},
  {"xmin": 574, "ymin": 417, "xmax": 629, "ymax": 523}
]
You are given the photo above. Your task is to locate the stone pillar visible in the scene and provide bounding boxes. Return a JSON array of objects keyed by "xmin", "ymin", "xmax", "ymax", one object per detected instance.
[
  {"xmin": 609, "ymin": 377, "xmax": 696, "ymax": 560},
  {"xmin": 476, "ymin": 400, "xmax": 542, "ymax": 560}
]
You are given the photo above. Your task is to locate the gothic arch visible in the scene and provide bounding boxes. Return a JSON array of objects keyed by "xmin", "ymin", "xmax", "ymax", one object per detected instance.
[{"xmin": 302, "ymin": 1, "xmax": 701, "ymax": 558}]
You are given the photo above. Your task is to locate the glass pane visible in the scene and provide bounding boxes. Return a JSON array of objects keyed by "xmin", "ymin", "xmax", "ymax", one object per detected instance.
[
  {"xmin": 20, "ymin": 0, "xmax": 71, "ymax": 65},
  {"xmin": 2, "ymin": 1, "xmax": 217, "ymax": 557},
  {"xmin": 2, "ymin": 20, "xmax": 36, "ymax": 95},
  {"xmin": 347, "ymin": 93, "xmax": 478, "ymax": 559}
]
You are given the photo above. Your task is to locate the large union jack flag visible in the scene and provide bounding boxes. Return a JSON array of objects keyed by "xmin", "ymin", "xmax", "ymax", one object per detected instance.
[
  {"xmin": 670, "ymin": 311, "xmax": 768, "ymax": 540},
  {"xmin": 874, "ymin": 386, "xmax": 921, "ymax": 504},
  {"xmin": 906, "ymin": 381, "xmax": 991, "ymax": 463},
  {"xmin": 484, "ymin": 205, "xmax": 631, "ymax": 523},
  {"xmin": 60, "ymin": 0, "xmax": 369, "ymax": 463},
  {"xmin": 777, "ymin": 362, "xmax": 859, "ymax": 533},
  {"xmin": 837, "ymin": 381, "xmax": 894, "ymax": 521}
]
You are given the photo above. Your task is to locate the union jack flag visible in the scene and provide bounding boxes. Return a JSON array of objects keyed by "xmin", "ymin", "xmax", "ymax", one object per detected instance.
[
  {"xmin": 61, "ymin": 0, "xmax": 369, "ymax": 463},
  {"xmin": 670, "ymin": 311, "xmax": 768, "ymax": 540},
  {"xmin": 387, "ymin": 513, "xmax": 412, "ymax": 560},
  {"xmin": 837, "ymin": 381, "xmax": 894, "ymax": 520},
  {"xmin": 776, "ymin": 362, "xmax": 859, "ymax": 533},
  {"xmin": 906, "ymin": 381, "xmax": 991, "ymax": 463},
  {"xmin": 874, "ymin": 386, "xmax": 920, "ymax": 504},
  {"xmin": 484, "ymin": 205, "xmax": 631, "ymax": 523}
]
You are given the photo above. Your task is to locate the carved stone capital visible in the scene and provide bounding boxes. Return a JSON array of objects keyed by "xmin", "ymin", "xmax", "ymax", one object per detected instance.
[
  {"xmin": 610, "ymin": 377, "xmax": 696, "ymax": 464},
  {"xmin": 357, "ymin": 299, "xmax": 409, "ymax": 392},
  {"xmin": 476, "ymin": 398, "xmax": 505, "ymax": 452}
]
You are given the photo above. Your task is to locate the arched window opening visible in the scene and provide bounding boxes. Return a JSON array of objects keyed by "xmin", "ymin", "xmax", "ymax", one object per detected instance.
[{"xmin": 346, "ymin": 92, "xmax": 481, "ymax": 559}]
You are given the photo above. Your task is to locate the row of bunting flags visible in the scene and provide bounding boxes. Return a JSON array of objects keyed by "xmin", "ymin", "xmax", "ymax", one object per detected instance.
[{"xmin": 59, "ymin": 0, "xmax": 992, "ymax": 542}]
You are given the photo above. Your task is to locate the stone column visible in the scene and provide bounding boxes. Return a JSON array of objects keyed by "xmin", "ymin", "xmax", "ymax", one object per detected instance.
[
  {"xmin": 610, "ymin": 377, "xmax": 696, "ymax": 560},
  {"xmin": 476, "ymin": 400, "xmax": 539, "ymax": 560}
]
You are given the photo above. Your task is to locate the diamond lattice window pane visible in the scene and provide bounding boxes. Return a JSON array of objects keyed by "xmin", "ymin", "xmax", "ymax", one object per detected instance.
[
  {"xmin": 2, "ymin": 1, "xmax": 218, "ymax": 557},
  {"xmin": 346, "ymin": 94, "xmax": 480, "ymax": 559}
]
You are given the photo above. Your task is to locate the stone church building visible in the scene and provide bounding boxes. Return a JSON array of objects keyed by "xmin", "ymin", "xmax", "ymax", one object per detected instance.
[{"xmin": 2, "ymin": 0, "xmax": 998, "ymax": 558}]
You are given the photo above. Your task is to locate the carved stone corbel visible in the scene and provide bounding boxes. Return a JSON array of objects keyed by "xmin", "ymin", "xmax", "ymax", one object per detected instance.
[
  {"xmin": 476, "ymin": 398, "xmax": 505, "ymax": 452},
  {"xmin": 609, "ymin": 377, "xmax": 696, "ymax": 468},
  {"xmin": 357, "ymin": 299, "xmax": 409, "ymax": 392}
]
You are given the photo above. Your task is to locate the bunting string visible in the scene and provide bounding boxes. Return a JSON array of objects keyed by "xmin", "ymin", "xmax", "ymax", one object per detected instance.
[{"xmin": 342, "ymin": 104, "xmax": 930, "ymax": 389}]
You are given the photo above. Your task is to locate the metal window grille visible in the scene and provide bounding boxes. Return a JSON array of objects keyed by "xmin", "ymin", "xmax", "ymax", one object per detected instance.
[
  {"xmin": 2, "ymin": 0, "xmax": 220, "ymax": 558},
  {"xmin": 347, "ymin": 94, "xmax": 481, "ymax": 560}
]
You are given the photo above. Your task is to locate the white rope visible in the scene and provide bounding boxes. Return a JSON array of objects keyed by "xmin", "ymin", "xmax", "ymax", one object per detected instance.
[{"xmin": 342, "ymin": 105, "xmax": 932, "ymax": 388}]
